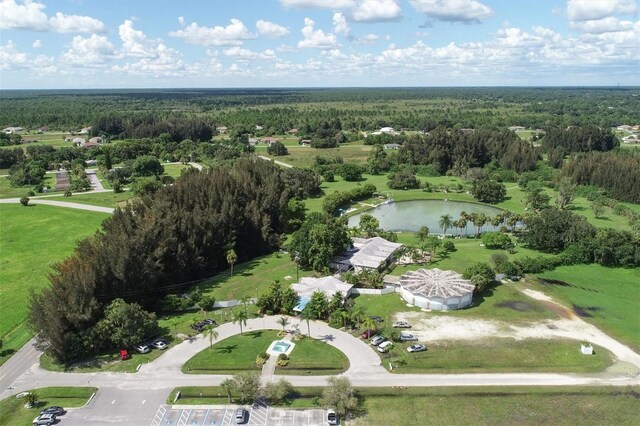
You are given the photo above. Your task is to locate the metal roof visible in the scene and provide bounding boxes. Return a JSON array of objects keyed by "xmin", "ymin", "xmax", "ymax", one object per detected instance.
[{"xmin": 399, "ymin": 268, "xmax": 475, "ymax": 299}]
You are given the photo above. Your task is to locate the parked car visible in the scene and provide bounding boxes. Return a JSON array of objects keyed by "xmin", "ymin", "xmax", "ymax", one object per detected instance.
[
  {"xmin": 370, "ymin": 315, "xmax": 384, "ymax": 323},
  {"xmin": 327, "ymin": 409, "xmax": 339, "ymax": 425},
  {"xmin": 32, "ymin": 413, "xmax": 56, "ymax": 426},
  {"xmin": 202, "ymin": 318, "xmax": 216, "ymax": 325},
  {"xmin": 134, "ymin": 344, "xmax": 150, "ymax": 354},
  {"xmin": 119, "ymin": 349, "xmax": 130, "ymax": 360},
  {"xmin": 370, "ymin": 335, "xmax": 386, "ymax": 346},
  {"xmin": 151, "ymin": 339, "xmax": 168, "ymax": 350},
  {"xmin": 377, "ymin": 341, "xmax": 394, "ymax": 353},
  {"xmin": 407, "ymin": 344, "xmax": 427, "ymax": 353},
  {"xmin": 392, "ymin": 321, "xmax": 411, "ymax": 328},
  {"xmin": 360, "ymin": 329, "xmax": 375, "ymax": 339},
  {"xmin": 400, "ymin": 333, "xmax": 418, "ymax": 342},
  {"xmin": 235, "ymin": 408, "xmax": 247, "ymax": 424},
  {"xmin": 40, "ymin": 406, "xmax": 64, "ymax": 416}
]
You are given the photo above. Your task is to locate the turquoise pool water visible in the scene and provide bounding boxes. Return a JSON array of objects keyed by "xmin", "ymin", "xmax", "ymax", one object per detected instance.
[{"xmin": 272, "ymin": 341, "xmax": 291, "ymax": 353}]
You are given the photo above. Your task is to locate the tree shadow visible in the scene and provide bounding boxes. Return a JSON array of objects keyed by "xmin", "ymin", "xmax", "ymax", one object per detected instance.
[
  {"xmin": 0, "ymin": 349, "xmax": 16, "ymax": 358},
  {"xmin": 216, "ymin": 344, "xmax": 238, "ymax": 354}
]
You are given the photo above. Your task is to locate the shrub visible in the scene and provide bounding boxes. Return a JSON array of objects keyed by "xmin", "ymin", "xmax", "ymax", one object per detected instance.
[
  {"xmin": 481, "ymin": 232, "xmax": 513, "ymax": 249},
  {"xmin": 256, "ymin": 352, "xmax": 270, "ymax": 365},
  {"xmin": 64, "ymin": 190, "xmax": 72, "ymax": 197},
  {"xmin": 276, "ymin": 353, "xmax": 289, "ymax": 366},
  {"xmin": 19, "ymin": 195, "xmax": 29, "ymax": 206}
]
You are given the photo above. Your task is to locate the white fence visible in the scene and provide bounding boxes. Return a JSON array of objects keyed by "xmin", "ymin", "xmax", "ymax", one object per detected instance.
[{"xmin": 350, "ymin": 285, "xmax": 397, "ymax": 295}]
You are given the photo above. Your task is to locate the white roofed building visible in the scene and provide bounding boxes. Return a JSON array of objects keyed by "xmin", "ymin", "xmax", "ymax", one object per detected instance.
[
  {"xmin": 291, "ymin": 276, "xmax": 353, "ymax": 312},
  {"xmin": 332, "ymin": 237, "xmax": 403, "ymax": 272},
  {"xmin": 399, "ymin": 268, "xmax": 475, "ymax": 311}
]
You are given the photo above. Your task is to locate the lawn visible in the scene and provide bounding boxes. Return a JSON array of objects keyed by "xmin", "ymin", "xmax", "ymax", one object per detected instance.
[
  {"xmin": 163, "ymin": 163, "xmax": 194, "ymax": 178},
  {"xmin": 52, "ymin": 190, "xmax": 134, "ymax": 208},
  {"xmin": 275, "ymin": 336, "xmax": 349, "ymax": 376},
  {"xmin": 0, "ymin": 175, "xmax": 56, "ymax": 199},
  {"xmin": 262, "ymin": 142, "xmax": 372, "ymax": 169},
  {"xmin": 0, "ymin": 204, "xmax": 108, "ymax": 365},
  {"xmin": 353, "ymin": 386, "xmax": 640, "ymax": 426},
  {"xmin": 380, "ymin": 338, "xmax": 613, "ymax": 374},
  {"xmin": 182, "ymin": 330, "xmax": 278, "ymax": 374},
  {"xmin": 167, "ymin": 385, "xmax": 640, "ymax": 425},
  {"xmin": 534, "ymin": 264, "xmax": 640, "ymax": 352},
  {"xmin": 0, "ymin": 387, "xmax": 96, "ymax": 426}
]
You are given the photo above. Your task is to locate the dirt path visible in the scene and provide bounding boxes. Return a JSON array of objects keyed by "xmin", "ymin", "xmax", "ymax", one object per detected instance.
[{"xmin": 395, "ymin": 289, "xmax": 640, "ymax": 370}]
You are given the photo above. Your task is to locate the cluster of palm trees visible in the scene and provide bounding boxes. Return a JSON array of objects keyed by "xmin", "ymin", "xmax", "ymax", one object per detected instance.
[{"xmin": 438, "ymin": 210, "xmax": 522, "ymax": 237}]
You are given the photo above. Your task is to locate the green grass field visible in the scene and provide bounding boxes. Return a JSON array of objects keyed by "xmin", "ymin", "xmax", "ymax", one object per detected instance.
[
  {"xmin": 0, "ymin": 387, "xmax": 96, "ymax": 426},
  {"xmin": 0, "ymin": 175, "xmax": 57, "ymax": 199},
  {"xmin": 52, "ymin": 190, "xmax": 134, "ymax": 208},
  {"xmin": 0, "ymin": 132, "xmax": 73, "ymax": 150},
  {"xmin": 534, "ymin": 265, "xmax": 640, "ymax": 352},
  {"xmin": 167, "ymin": 385, "xmax": 640, "ymax": 425},
  {"xmin": 380, "ymin": 338, "xmax": 613, "ymax": 374},
  {"xmin": 275, "ymin": 336, "xmax": 349, "ymax": 375},
  {"xmin": 0, "ymin": 204, "xmax": 108, "ymax": 365},
  {"xmin": 163, "ymin": 163, "xmax": 194, "ymax": 178}
]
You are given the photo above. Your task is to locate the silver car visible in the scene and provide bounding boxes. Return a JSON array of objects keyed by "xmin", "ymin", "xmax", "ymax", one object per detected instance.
[
  {"xmin": 400, "ymin": 333, "xmax": 418, "ymax": 342},
  {"xmin": 370, "ymin": 335, "xmax": 386, "ymax": 346},
  {"xmin": 407, "ymin": 344, "xmax": 427, "ymax": 353}
]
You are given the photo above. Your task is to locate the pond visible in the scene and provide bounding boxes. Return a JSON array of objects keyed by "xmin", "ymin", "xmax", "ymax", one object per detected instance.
[{"xmin": 348, "ymin": 200, "xmax": 504, "ymax": 234}]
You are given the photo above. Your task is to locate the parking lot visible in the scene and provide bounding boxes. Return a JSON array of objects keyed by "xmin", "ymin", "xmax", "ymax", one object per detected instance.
[{"xmin": 150, "ymin": 404, "xmax": 330, "ymax": 426}]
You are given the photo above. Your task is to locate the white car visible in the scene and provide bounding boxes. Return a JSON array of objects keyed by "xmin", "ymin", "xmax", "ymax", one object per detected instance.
[
  {"xmin": 400, "ymin": 333, "xmax": 418, "ymax": 342},
  {"xmin": 370, "ymin": 335, "xmax": 386, "ymax": 346},
  {"xmin": 377, "ymin": 341, "xmax": 393, "ymax": 353},
  {"xmin": 407, "ymin": 344, "xmax": 427, "ymax": 353},
  {"xmin": 134, "ymin": 344, "xmax": 150, "ymax": 354},
  {"xmin": 327, "ymin": 410, "xmax": 339, "ymax": 425},
  {"xmin": 393, "ymin": 321, "xmax": 411, "ymax": 328},
  {"xmin": 33, "ymin": 413, "xmax": 56, "ymax": 426},
  {"xmin": 151, "ymin": 340, "xmax": 168, "ymax": 350}
]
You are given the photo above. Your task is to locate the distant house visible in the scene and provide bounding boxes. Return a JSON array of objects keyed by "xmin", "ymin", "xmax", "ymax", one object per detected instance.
[
  {"xmin": 460, "ymin": 128, "xmax": 475, "ymax": 134},
  {"xmin": 72, "ymin": 137, "xmax": 86, "ymax": 145},
  {"xmin": 85, "ymin": 159, "xmax": 98, "ymax": 166},
  {"xmin": 261, "ymin": 137, "xmax": 279, "ymax": 145},
  {"xmin": 508, "ymin": 126, "xmax": 526, "ymax": 132},
  {"xmin": 291, "ymin": 276, "xmax": 353, "ymax": 312},
  {"xmin": 380, "ymin": 127, "xmax": 395, "ymax": 134},
  {"xmin": 617, "ymin": 125, "xmax": 633, "ymax": 132},
  {"xmin": 332, "ymin": 237, "xmax": 404, "ymax": 273},
  {"xmin": 622, "ymin": 135, "xmax": 640, "ymax": 143},
  {"xmin": 299, "ymin": 139, "xmax": 311, "ymax": 146},
  {"xmin": 287, "ymin": 128, "xmax": 299, "ymax": 134},
  {"xmin": 3, "ymin": 127, "xmax": 23, "ymax": 134},
  {"xmin": 384, "ymin": 143, "xmax": 401, "ymax": 150},
  {"xmin": 78, "ymin": 126, "xmax": 92, "ymax": 134},
  {"xmin": 248, "ymin": 137, "xmax": 259, "ymax": 146},
  {"xmin": 89, "ymin": 136, "xmax": 103, "ymax": 144},
  {"xmin": 216, "ymin": 126, "xmax": 228, "ymax": 134},
  {"xmin": 255, "ymin": 125, "xmax": 264, "ymax": 131}
]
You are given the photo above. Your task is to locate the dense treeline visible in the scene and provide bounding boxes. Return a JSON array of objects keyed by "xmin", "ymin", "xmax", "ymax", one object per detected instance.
[
  {"xmin": 561, "ymin": 151, "xmax": 640, "ymax": 203},
  {"xmin": 29, "ymin": 159, "xmax": 293, "ymax": 361},
  {"xmin": 2, "ymin": 87, "xmax": 638, "ymax": 131},
  {"xmin": 541, "ymin": 126, "xmax": 618, "ymax": 153},
  {"xmin": 397, "ymin": 127, "xmax": 537, "ymax": 174},
  {"xmin": 91, "ymin": 114, "xmax": 214, "ymax": 142}
]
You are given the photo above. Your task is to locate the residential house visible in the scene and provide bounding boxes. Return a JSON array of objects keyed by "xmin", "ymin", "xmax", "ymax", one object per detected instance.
[
  {"xmin": 291, "ymin": 276, "xmax": 354, "ymax": 312},
  {"xmin": 248, "ymin": 137, "xmax": 259, "ymax": 146},
  {"xmin": 622, "ymin": 135, "xmax": 640, "ymax": 143},
  {"xmin": 332, "ymin": 236, "xmax": 404, "ymax": 273},
  {"xmin": 3, "ymin": 127, "xmax": 23, "ymax": 134},
  {"xmin": 89, "ymin": 136, "xmax": 103, "ymax": 144},
  {"xmin": 508, "ymin": 126, "xmax": 526, "ymax": 132},
  {"xmin": 216, "ymin": 126, "xmax": 228, "ymax": 133},
  {"xmin": 255, "ymin": 125, "xmax": 264, "ymax": 131},
  {"xmin": 261, "ymin": 137, "xmax": 279, "ymax": 145},
  {"xmin": 617, "ymin": 125, "xmax": 633, "ymax": 132},
  {"xmin": 287, "ymin": 128, "xmax": 299, "ymax": 134},
  {"xmin": 299, "ymin": 139, "xmax": 311, "ymax": 146},
  {"xmin": 384, "ymin": 143, "xmax": 401, "ymax": 150}
]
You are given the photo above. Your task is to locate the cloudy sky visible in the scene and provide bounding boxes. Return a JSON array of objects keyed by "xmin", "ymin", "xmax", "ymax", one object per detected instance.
[{"xmin": 1, "ymin": 0, "xmax": 638, "ymax": 88}]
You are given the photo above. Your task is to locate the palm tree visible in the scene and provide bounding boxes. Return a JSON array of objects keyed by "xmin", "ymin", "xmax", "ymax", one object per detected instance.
[
  {"xmin": 453, "ymin": 218, "xmax": 465, "ymax": 237},
  {"xmin": 232, "ymin": 309, "xmax": 248, "ymax": 335},
  {"xmin": 220, "ymin": 378, "xmax": 235, "ymax": 403},
  {"xmin": 439, "ymin": 214, "xmax": 453, "ymax": 236},
  {"xmin": 205, "ymin": 324, "xmax": 219, "ymax": 350},
  {"xmin": 238, "ymin": 295, "xmax": 251, "ymax": 316},
  {"xmin": 416, "ymin": 226, "xmax": 430, "ymax": 244},
  {"xmin": 476, "ymin": 213, "xmax": 488, "ymax": 236},
  {"xmin": 277, "ymin": 316, "xmax": 289, "ymax": 333},
  {"xmin": 339, "ymin": 310, "xmax": 351, "ymax": 329},
  {"xmin": 491, "ymin": 214, "xmax": 502, "ymax": 231},
  {"xmin": 226, "ymin": 249, "xmax": 238, "ymax": 277},
  {"xmin": 300, "ymin": 309, "xmax": 312, "ymax": 337},
  {"xmin": 350, "ymin": 305, "xmax": 366, "ymax": 329},
  {"xmin": 361, "ymin": 317, "xmax": 377, "ymax": 334}
]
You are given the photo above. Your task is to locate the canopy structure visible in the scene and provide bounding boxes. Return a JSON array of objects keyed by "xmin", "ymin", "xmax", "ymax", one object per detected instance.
[{"xmin": 399, "ymin": 268, "xmax": 475, "ymax": 311}]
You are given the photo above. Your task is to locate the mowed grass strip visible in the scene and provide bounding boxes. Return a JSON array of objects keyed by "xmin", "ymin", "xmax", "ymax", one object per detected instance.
[
  {"xmin": 536, "ymin": 264, "xmax": 640, "ymax": 352},
  {"xmin": 383, "ymin": 338, "xmax": 614, "ymax": 374},
  {"xmin": 0, "ymin": 204, "xmax": 108, "ymax": 365},
  {"xmin": 275, "ymin": 336, "xmax": 350, "ymax": 376},
  {"xmin": 182, "ymin": 330, "xmax": 279, "ymax": 373},
  {"xmin": 0, "ymin": 175, "xmax": 56, "ymax": 199},
  {"xmin": 352, "ymin": 386, "xmax": 640, "ymax": 426},
  {"xmin": 0, "ymin": 387, "xmax": 96, "ymax": 426}
]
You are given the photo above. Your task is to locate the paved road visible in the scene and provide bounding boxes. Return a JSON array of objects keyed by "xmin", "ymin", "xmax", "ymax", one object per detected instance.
[
  {"xmin": 86, "ymin": 169, "xmax": 105, "ymax": 191},
  {"xmin": 257, "ymin": 155, "xmax": 294, "ymax": 168},
  {"xmin": 0, "ymin": 197, "xmax": 115, "ymax": 213},
  {"xmin": 0, "ymin": 338, "xmax": 41, "ymax": 393}
]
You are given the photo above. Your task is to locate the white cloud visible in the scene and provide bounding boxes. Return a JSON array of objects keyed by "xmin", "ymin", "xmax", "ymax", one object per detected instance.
[
  {"xmin": 570, "ymin": 16, "xmax": 637, "ymax": 33},
  {"xmin": 0, "ymin": 40, "xmax": 28, "ymax": 70},
  {"xmin": 355, "ymin": 33, "xmax": 380, "ymax": 44},
  {"xmin": 169, "ymin": 18, "xmax": 255, "ymax": 46},
  {"xmin": 32, "ymin": 39, "xmax": 42, "ymax": 48},
  {"xmin": 119, "ymin": 19, "xmax": 157, "ymax": 57},
  {"xmin": 280, "ymin": 0, "xmax": 355, "ymax": 8},
  {"xmin": 333, "ymin": 12, "xmax": 349, "ymax": 36},
  {"xmin": 298, "ymin": 17, "xmax": 338, "ymax": 49},
  {"xmin": 567, "ymin": 0, "xmax": 637, "ymax": 22},
  {"xmin": 62, "ymin": 34, "xmax": 117, "ymax": 66},
  {"xmin": 256, "ymin": 20, "xmax": 289, "ymax": 38},
  {"xmin": 223, "ymin": 46, "xmax": 278, "ymax": 60},
  {"xmin": 178, "ymin": 16, "xmax": 185, "ymax": 25},
  {"xmin": 113, "ymin": 43, "xmax": 188, "ymax": 78},
  {"xmin": 0, "ymin": 0, "xmax": 105, "ymax": 33},
  {"xmin": 409, "ymin": 0, "xmax": 493, "ymax": 23},
  {"xmin": 352, "ymin": 0, "xmax": 402, "ymax": 22}
]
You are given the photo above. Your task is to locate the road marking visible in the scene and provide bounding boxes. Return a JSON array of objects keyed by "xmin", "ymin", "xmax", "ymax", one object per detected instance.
[{"xmin": 111, "ymin": 400, "xmax": 116, "ymax": 404}]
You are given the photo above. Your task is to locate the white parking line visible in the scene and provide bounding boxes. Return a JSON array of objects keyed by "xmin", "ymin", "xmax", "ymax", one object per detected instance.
[
  {"xmin": 150, "ymin": 405, "xmax": 167, "ymax": 426},
  {"xmin": 177, "ymin": 409, "xmax": 191, "ymax": 426}
]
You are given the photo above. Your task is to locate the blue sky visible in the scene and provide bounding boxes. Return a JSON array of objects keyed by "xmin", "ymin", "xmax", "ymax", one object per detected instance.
[{"xmin": 0, "ymin": 0, "xmax": 638, "ymax": 88}]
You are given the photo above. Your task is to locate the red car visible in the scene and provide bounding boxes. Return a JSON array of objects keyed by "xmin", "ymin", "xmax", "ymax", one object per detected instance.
[
  {"xmin": 119, "ymin": 349, "xmax": 130, "ymax": 360},
  {"xmin": 360, "ymin": 329, "xmax": 375, "ymax": 339}
]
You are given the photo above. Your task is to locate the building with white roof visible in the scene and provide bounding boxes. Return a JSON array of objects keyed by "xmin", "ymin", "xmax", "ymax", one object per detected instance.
[
  {"xmin": 332, "ymin": 237, "xmax": 403, "ymax": 272},
  {"xmin": 399, "ymin": 268, "xmax": 475, "ymax": 311},
  {"xmin": 291, "ymin": 276, "xmax": 353, "ymax": 312}
]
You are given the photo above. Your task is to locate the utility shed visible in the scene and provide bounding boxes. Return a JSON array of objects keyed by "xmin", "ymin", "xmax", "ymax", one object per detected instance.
[{"xmin": 399, "ymin": 268, "xmax": 475, "ymax": 311}]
